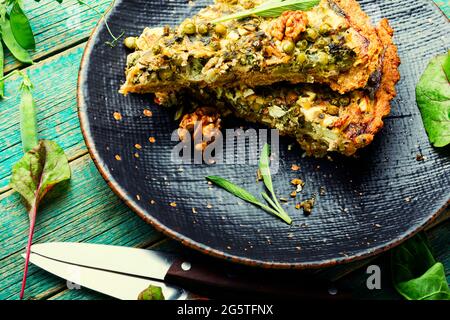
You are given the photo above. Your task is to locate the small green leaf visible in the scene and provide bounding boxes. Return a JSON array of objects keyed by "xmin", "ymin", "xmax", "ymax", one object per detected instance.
[
  {"xmin": 212, "ymin": 0, "xmax": 320, "ymax": 23},
  {"xmin": 10, "ymin": 140, "xmax": 71, "ymax": 209},
  {"xmin": 0, "ymin": 17, "xmax": 33, "ymax": 64},
  {"xmin": 391, "ymin": 234, "xmax": 450, "ymax": 300},
  {"xmin": 416, "ymin": 53, "xmax": 450, "ymax": 147},
  {"xmin": 138, "ymin": 285, "xmax": 165, "ymax": 300},
  {"xmin": 206, "ymin": 175, "xmax": 261, "ymax": 205},
  {"xmin": 10, "ymin": 2, "xmax": 36, "ymax": 50}
]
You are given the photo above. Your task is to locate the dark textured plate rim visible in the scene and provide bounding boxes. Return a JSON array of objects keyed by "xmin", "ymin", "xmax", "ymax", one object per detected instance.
[{"xmin": 77, "ymin": 0, "xmax": 450, "ymax": 269}]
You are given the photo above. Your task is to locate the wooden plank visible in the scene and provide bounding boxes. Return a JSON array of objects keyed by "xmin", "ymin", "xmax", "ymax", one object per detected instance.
[
  {"xmin": 3, "ymin": 0, "xmax": 112, "ymax": 73},
  {"xmin": 0, "ymin": 44, "xmax": 87, "ymax": 189},
  {"xmin": 0, "ymin": 154, "xmax": 163, "ymax": 300}
]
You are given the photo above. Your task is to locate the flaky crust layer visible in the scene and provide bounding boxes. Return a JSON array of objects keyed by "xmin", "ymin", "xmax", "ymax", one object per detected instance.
[{"xmin": 335, "ymin": 18, "xmax": 400, "ymax": 154}]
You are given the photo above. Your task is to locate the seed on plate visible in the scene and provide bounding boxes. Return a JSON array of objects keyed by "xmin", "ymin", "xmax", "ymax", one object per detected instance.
[
  {"xmin": 290, "ymin": 191, "xmax": 297, "ymax": 198},
  {"xmin": 291, "ymin": 164, "xmax": 300, "ymax": 171},
  {"xmin": 113, "ymin": 112, "xmax": 122, "ymax": 120},
  {"xmin": 192, "ymin": 207, "xmax": 198, "ymax": 214},
  {"xmin": 206, "ymin": 203, "xmax": 213, "ymax": 209},
  {"xmin": 149, "ymin": 137, "xmax": 156, "ymax": 143},
  {"xmin": 291, "ymin": 178, "xmax": 304, "ymax": 186},
  {"xmin": 115, "ymin": 154, "xmax": 122, "ymax": 161},
  {"xmin": 135, "ymin": 143, "xmax": 142, "ymax": 149},
  {"xmin": 143, "ymin": 109, "xmax": 153, "ymax": 117},
  {"xmin": 170, "ymin": 202, "xmax": 177, "ymax": 207},
  {"xmin": 134, "ymin": 152, "xmax": 139, "ymax": 158},
  {"xmin": 136, "ymin": 195, "xmax": 141, "ymax": 200},
  {"xmin": 150, "ymin": 199, "xmax": 156, "ymax": 204}
]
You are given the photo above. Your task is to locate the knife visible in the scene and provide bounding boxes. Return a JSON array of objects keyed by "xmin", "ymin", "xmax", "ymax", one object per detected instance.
[{"xmin": 25, "ymin": 242, "xmax": 350, "ymax": 300}]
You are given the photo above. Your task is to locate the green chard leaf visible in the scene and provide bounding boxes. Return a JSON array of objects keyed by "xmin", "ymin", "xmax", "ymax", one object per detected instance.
[
  {"xmin": 10, "ymin": 2, "xmax": 36, "ymax": 50},
  {"xmin": 416, "ymin": 52, "xmax": 450, "ymax": 147},
  {"xmin": 212, "ymin": 0, "xmax": 320, "ymax": 23},
  {"xmin": 391, "ymin": 234, "xmax": 450, "ymax": 300},
  {"xmin": 11, "ymin": 140, "xmax": 71, "ymax": 299},
  {"xmin": 138, "ymin": 285, "xmax": 165, "ymax": 300},
  {"xmin": 10, "ymin": 140, "xmax": 71, "ymax": 208}
]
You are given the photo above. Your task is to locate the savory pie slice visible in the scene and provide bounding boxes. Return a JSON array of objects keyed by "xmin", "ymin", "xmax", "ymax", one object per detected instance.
[
  {"xmin": 155, "ymin": 19, "xmax": 400, "ymax": 157},
  {"xmin": 120, "ymin": 0, "xmax": 386, "ymax": 95}
]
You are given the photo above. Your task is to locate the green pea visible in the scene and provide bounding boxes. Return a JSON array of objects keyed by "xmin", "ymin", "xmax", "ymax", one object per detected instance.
[
  {"xmin": 123, "ymin": 37, "xmax": 137, "ymax": 49},
  {"xmin": 282, "ymin": 40, "xmax": 295, "ymax": 54},
  {"xmin": 159, "ymin": 69, "xmax": 173, "ymax": 80},
  {"xmin": 296, "ymin": 39, "xmax": 308, "ymax": 50},
  {"xmin": 296, "ymin": 52, "xmax": 307, "ymax": 64},
  {"xmin": 319, "ymin": 23, "xmax": 331, "ymax": 35},
  {"xmin": 326, "ymin": 105, "xmax": 340, "ymax": 116},
  {"xmin": 316, "ymin": 38, "xmax": 328, "ymax": 47},
  {"xmin": 305, "ymin": 28, "xmax": 318, "ymax": 41},
  {"xmin": 198, "ymin": 24, "xmax": 209, "ymax": 35},
  {"xmin": 317, "ymin": 52, "xmax": 329, "ymax": 65},
  {"xmin": 214, "ymin": 23, "xmax": 227, "ymax": 36},
  {"xmin": 183, "ymin": 22, "xmax": 196, "ymax": 35},
  {"xmin": 339, "ymin": 96, "xmax": 350, "ymax": 106}
]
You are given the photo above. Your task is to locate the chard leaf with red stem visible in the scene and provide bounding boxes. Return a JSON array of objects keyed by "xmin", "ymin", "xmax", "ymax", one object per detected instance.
[{"xmin": 11, "ymin": 139, "xmax": 71, "ymax": 299}]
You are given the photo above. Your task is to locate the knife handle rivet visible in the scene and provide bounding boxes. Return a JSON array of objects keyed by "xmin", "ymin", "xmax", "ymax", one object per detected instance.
[{"xmin": 181, "ymin": 261, "xmax": 191, "ymax": 271}]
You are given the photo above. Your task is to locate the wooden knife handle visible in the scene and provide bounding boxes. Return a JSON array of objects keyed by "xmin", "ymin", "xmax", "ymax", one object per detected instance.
[{"xmin": 165, "ymin": 256, "xmax": 350, "ymax": 299}]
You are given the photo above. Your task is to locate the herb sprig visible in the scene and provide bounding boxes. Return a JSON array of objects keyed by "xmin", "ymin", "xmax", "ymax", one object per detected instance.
[
  {"xmin": 212, "ymin": 0, "xmax": 320, "ymax": 23},
  {"xmin": 206, "ymin": 143, "xmax": 292, "ymax": 224}
]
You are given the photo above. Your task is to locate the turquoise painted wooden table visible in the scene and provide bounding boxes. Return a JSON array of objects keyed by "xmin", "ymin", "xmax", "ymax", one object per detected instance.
[{"xmin": 0, "ymin": 0, "xmax": 449, "ymax": 300}]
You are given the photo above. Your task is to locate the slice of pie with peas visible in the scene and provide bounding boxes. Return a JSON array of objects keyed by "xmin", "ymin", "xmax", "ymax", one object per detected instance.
[
  {"xmin": 154, "ymin": 19, "xmax": 400, "ymax": 157},
  {"xmin": 120, "ymin": 0, "xmax": 388, "ymax": 95}
]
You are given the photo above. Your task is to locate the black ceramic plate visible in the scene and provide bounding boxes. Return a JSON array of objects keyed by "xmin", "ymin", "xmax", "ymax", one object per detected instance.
[{"xmin": 78, "ymin": 0, "xmax": 450, "ymax": 268}]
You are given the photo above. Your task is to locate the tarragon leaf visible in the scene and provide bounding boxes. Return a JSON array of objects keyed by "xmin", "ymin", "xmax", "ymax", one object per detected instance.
[
  {"xmin": 258, "ymin": 144, "xmax": 290, "ymax": 219},
  {"xmin": 206, "ymin": 175, "xmax": 292, "ymax": 224},
  {"xmin": 212, "ymin": 0, "xmax": 319, "ymax": 23}
]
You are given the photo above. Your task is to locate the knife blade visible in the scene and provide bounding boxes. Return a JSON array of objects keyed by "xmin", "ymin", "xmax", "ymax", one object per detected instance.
[
  {"xmin": 24, "ymin": 252, "xmax": 188, "ymax": 300},
  {"xmin": 29, "ymin": 242, "xmax": 350, "ymax": 299}
]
